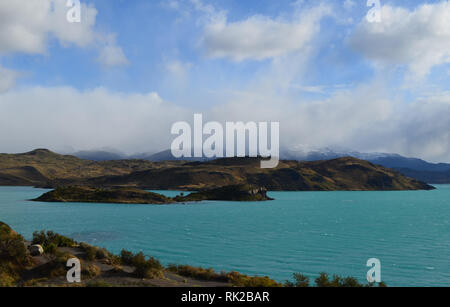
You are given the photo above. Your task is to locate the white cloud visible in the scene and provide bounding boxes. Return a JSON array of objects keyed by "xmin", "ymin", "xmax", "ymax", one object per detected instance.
[
  {"xmin": 343, "ymin": 0, "xmax": 356, "ymax": 11},
  {"xmin": 350, "ymin": 2, "xmax": 450, "ymax": 78},
  {"xmin": 0, "ymin": 82, "xmax": 449, "ymax": 162},
  {"xmin": 207, "ymin": 82, "xmax": 450, "ymax": 162},
  {"xmin": 165, "ymin": 60, "xmax": 193, "ymax": 79},
  {"xmin": 200, "ymin": 4, "xmax": 331, "ymax": 61},
  {"xmin": 0, "ymin": 0, "xmax": 128, "ymax": 68},
  {"xmin": 0, "ymin": 87, "xmax": 188, "ymax": 154},
  {"xmin": 0, "ymin": 65, "xmax": 18, "ymax": 93},
  {"xmin": 98, "ymin": 40, "xmax": 129, "ymax": 68},
  {"xmin": 0, "ymin": 0, "xmax": 97, "ymax": 54}
]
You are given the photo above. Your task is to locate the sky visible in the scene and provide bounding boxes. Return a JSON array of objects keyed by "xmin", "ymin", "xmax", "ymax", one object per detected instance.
[{"xmin": 0, "ymin": 0, "xmax": 449, "ymax": 162}]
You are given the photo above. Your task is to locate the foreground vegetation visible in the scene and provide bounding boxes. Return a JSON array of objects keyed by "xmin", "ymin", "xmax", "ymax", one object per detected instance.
[{"xmin": 0, "ymin": 222, "xmax": 386, "ymax": 287}]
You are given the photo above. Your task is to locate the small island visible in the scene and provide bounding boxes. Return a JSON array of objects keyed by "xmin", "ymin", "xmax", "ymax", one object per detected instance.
[{"xmin": 32, "ymin": 184, "xmax": 273, "ymax": 205}]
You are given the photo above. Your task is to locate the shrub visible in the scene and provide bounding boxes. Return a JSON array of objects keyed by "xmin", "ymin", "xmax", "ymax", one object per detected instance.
[
  {"xmin": 80, "ymin": 243, "xmax": 97, "ymax": 261},
  {"xmin": 79, "ymin": 243, "xmax": 113, "ymax": 263},
  {"xmin": 225, "ymin": 271, "xmax": 281, "ymax": 287},
  {"xmin": 285, "ymin": 273, "xmax": 310, "ymax": 287},
  {"xmin": 167, "ymin": 264, "xmax": 225, "ymax": 282},
  {"xmin": 81, "ymin": 263, "xmax": 101, "ymax": 278},
  {"xmin": 119, "ymin": 249, "xmax": 163, "ymax": 279},
  {"xmin": 45, "ymin": 243, "xmax": 58, "ymax": 255},
  {"xmin": 0, "ymin": 222, "xmax": 31, "ymax": 286},
  {"xmin": 32, "ymin": 230, "xmax": 76, "ymax": 249},
  {"xmin": 0, "ymin": 222, "xmax": 30, "ymax": 266},
  {"xmin": 132, "ymin": 252, "xmax": 163, "ymax": 279},
  {"xmin": 167, "ymin": 265, "xmax": 281, "ymax": 287},
  {"xmin": 0, "ymin": 271, "xmax": 17, "ymax": 287},
  {"xmin": 313, "ymin": 272, "xmax": 386, "ymax": 287},
  {"xmin": 120, "ymin": 249, "xmax": 134, "ymax": 265}
]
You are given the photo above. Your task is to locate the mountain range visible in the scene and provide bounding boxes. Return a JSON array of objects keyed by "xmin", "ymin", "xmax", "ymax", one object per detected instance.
[{"xmin": 67, "ymin": 148, "xmax": 450, "ymax": 184}]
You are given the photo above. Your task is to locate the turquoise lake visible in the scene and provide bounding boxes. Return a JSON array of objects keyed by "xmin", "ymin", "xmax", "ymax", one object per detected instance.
[{"xmin": 0, "ymin": 185, "xmax": 449, "ymax": 286}]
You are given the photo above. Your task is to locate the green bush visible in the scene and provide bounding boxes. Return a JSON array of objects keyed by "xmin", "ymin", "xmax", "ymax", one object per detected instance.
[
  {"xmin": 0, "ymin": 222, "xmax": 30, "ymax": 266},
  {"xmin": 285, "ymin": 273, "xmax": 310, "ymax": 287},
  {"xmin": 81, "ymin": 263, "xmax": 101, "ymax": 278},
  {"xmin": 119, "ymin": 249, "xmax": 163, "ymax": 279},
  {"xmin": 167, "ymin": 264, "xmax": 225, "ymax": 282},
  {"xmin": 45, "ymin": 243, "xmax": 58, "ymax": 254},
  {"xmin": 131, "ymin": 252, "xmax": 163, "ymax": 279},
  {"xmin": 313, "ymin": 272, "xmax": 386, "ymax": 287},
  {"xmin": 0, "ymin": 222, "xmax": 31, "ymax": 286},
  {"xmin": 120, "ymin": 249, "xmax": 134, "ymax": 265},
  {"xmin": 226, "ymin": 271, "xmax": 281, "ymax": 287},
  {"xmin": 167, "ymin": 265, "xmax": 281, "ymax": 287},
  {"xmin": 32, "ymin": 230, "xmax": 76, "ymax": 249},
  {"xmin": 79, "ymin": 243, "xmax": 113, "ymax": 263}
]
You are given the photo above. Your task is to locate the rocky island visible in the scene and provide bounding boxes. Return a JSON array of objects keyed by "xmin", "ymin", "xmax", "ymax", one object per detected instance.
[
  {"xmin": 32, "ymin": 186, "xmax": 174, "ymax": 204},
  {"xmin": 32, "ymin": 184, "xmax": 273, "ymax": 204}
]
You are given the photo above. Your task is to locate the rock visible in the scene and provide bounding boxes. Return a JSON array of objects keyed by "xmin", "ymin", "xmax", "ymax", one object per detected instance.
[
  {"xmin": 29, "ymin": 244, "xmax": 44, "ymax": 256},
  {"xmin": 180, "ymin": 184, "xmax": 274, "ymax": 202}
]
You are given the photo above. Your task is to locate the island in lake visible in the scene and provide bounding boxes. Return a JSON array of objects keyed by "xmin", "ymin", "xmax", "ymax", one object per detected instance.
[{"xmin": 32, "ymin": 184, "xmax": 273, "ymax": 204}]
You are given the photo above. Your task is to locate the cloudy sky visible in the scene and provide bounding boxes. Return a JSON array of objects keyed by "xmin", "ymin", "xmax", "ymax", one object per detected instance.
[{"xmin": 0, "ymin": 0, "xmax": 449, "ymax": 162}]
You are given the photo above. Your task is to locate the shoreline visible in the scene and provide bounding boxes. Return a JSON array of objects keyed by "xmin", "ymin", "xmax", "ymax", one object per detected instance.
[{"xmin": 0, "ymin": 222, "xmax": 385, "ymax": 287}]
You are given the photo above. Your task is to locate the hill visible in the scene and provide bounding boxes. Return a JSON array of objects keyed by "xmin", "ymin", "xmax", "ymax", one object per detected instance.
[
  {"xmin": 0, "ymin": 149, "xmax": 434, "ymax": 191},
  {"xmin": 72, "ymin": 147, "xmax": 450, "ymax": 183},
  {"xmin": 84, "ymin": 156, "xmax": 434, "ymax": 191},
  {"xmin": 0, "ymin": 149, "xmax": 158, "ymax": 186},
  {"xmin": 282, "ymin": 147, "xmax": 450, "ymax": 183}
]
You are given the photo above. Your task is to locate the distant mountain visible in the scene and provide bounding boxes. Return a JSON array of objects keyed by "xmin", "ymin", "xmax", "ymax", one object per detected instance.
[
  {"xmin": 391, "ymin": 168, "xmax": 450, "ymax": 184},
  {"xmin": 281, "ymin": 147, "xmax": 399, "ymax": 161},
  {"xmin": 369, "ymin": 156, "xmax": 450, "ymax": 172},
  {"xmin": 72, "ymin": 150, "xmax": 126, "ymax": 161},
  {"xmin": 134, "ymin": 149, "xmax": 208, "ymax": 162},
  {"xmin": 282, "ymin": 147, "xmax": 450, "ymax": 184}
]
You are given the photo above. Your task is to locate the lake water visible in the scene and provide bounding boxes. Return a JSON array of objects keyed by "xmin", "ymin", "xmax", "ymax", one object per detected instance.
[{"xmin": 0, "ymin": 185, "xmax": 449, "ymax": 287}]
